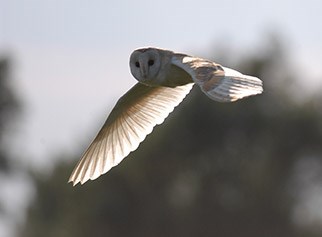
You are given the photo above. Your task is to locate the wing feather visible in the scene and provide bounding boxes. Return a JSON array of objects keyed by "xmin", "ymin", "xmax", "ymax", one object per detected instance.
[
  {"xmin": 69, "ymin": 82, "xmax": 193, "ymax": 185},
  {"xmin": 172, "ymin": 55, "xmax": 263, "ymax": 102}
]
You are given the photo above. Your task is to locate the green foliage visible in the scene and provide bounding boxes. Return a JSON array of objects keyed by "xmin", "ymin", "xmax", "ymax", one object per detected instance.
[{"xmin": 20, "ymin": 42, "xmax": 322, "ymax": 237}]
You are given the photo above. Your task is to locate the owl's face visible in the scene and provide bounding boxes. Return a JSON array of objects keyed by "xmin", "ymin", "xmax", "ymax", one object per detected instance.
[{"xmin": 129, "ymin": 48, "xmax": 162, "ymax": 85}]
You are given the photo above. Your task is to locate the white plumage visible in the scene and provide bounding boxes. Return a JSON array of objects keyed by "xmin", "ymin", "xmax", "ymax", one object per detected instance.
[{"xmin": 69, "ymin": 47, "xmax": 263, "ymax": 185}]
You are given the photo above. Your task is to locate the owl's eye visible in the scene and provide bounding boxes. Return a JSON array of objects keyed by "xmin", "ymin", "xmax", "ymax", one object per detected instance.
[
  {"xmin": 135, "ymin": 62, "xmax": 140, "ymax": 68},
  {"xmin": 148, "ymin": 59, "xmax": 154, "ymax": 66}
]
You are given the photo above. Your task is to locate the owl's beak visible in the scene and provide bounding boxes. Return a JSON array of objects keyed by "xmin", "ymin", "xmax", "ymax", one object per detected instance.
[{"xmin": 140, "ymin": 66, "xmax": 148, "ymax": 79}]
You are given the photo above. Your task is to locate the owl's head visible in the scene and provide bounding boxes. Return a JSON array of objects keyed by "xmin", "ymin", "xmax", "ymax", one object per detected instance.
[{"xmin": 129, "ymin": 48, "xmax": 162, "ymax": 84}]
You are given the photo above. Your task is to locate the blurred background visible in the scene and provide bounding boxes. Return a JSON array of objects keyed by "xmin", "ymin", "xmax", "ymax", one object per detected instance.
[{"xmin": 1, "ymin": 0, "xmax": 322, "ymax": 236}]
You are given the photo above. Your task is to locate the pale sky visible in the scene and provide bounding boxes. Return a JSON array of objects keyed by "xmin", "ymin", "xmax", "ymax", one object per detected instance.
[{"xmin": 0, "ymin": 0, "xmax": 322, "ymax": 236}]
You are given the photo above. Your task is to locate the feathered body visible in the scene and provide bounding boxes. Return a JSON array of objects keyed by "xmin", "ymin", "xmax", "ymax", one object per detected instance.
[{"xmin": 69, "ymin": 47, "xmax": 263, "ymax": 185}]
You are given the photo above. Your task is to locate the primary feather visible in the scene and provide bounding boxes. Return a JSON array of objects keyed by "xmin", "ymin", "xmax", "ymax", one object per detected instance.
[{"xmin": 69, "ymin": 82, "xmax": 193, "ymax": 185}]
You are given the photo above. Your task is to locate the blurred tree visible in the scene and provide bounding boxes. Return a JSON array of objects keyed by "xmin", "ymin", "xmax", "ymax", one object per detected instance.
[
  {"xmin": 20, "ymin": 40, "xmax": 322, "ymax": 237},
  {"xmin": 0, "ymin": 57, "xmax": 20, "ymax": 172},
  {"xmin": 0, "ymin": 56, "xmax": 22, "ymax": 233}
]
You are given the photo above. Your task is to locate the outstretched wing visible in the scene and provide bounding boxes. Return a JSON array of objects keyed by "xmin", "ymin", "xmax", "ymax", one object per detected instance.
[
  {"xmin": 171, "ymin": 54, "xmax": 263, "ymax": 102},
  {"xmin": 69, "ymin": 82, "xmax": 193, "ymax": 185}
]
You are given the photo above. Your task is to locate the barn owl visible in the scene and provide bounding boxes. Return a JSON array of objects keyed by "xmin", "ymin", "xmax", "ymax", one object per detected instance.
[{"xmin": 69, "ymin": 47, "xmax": 263, "ymax": 186}]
